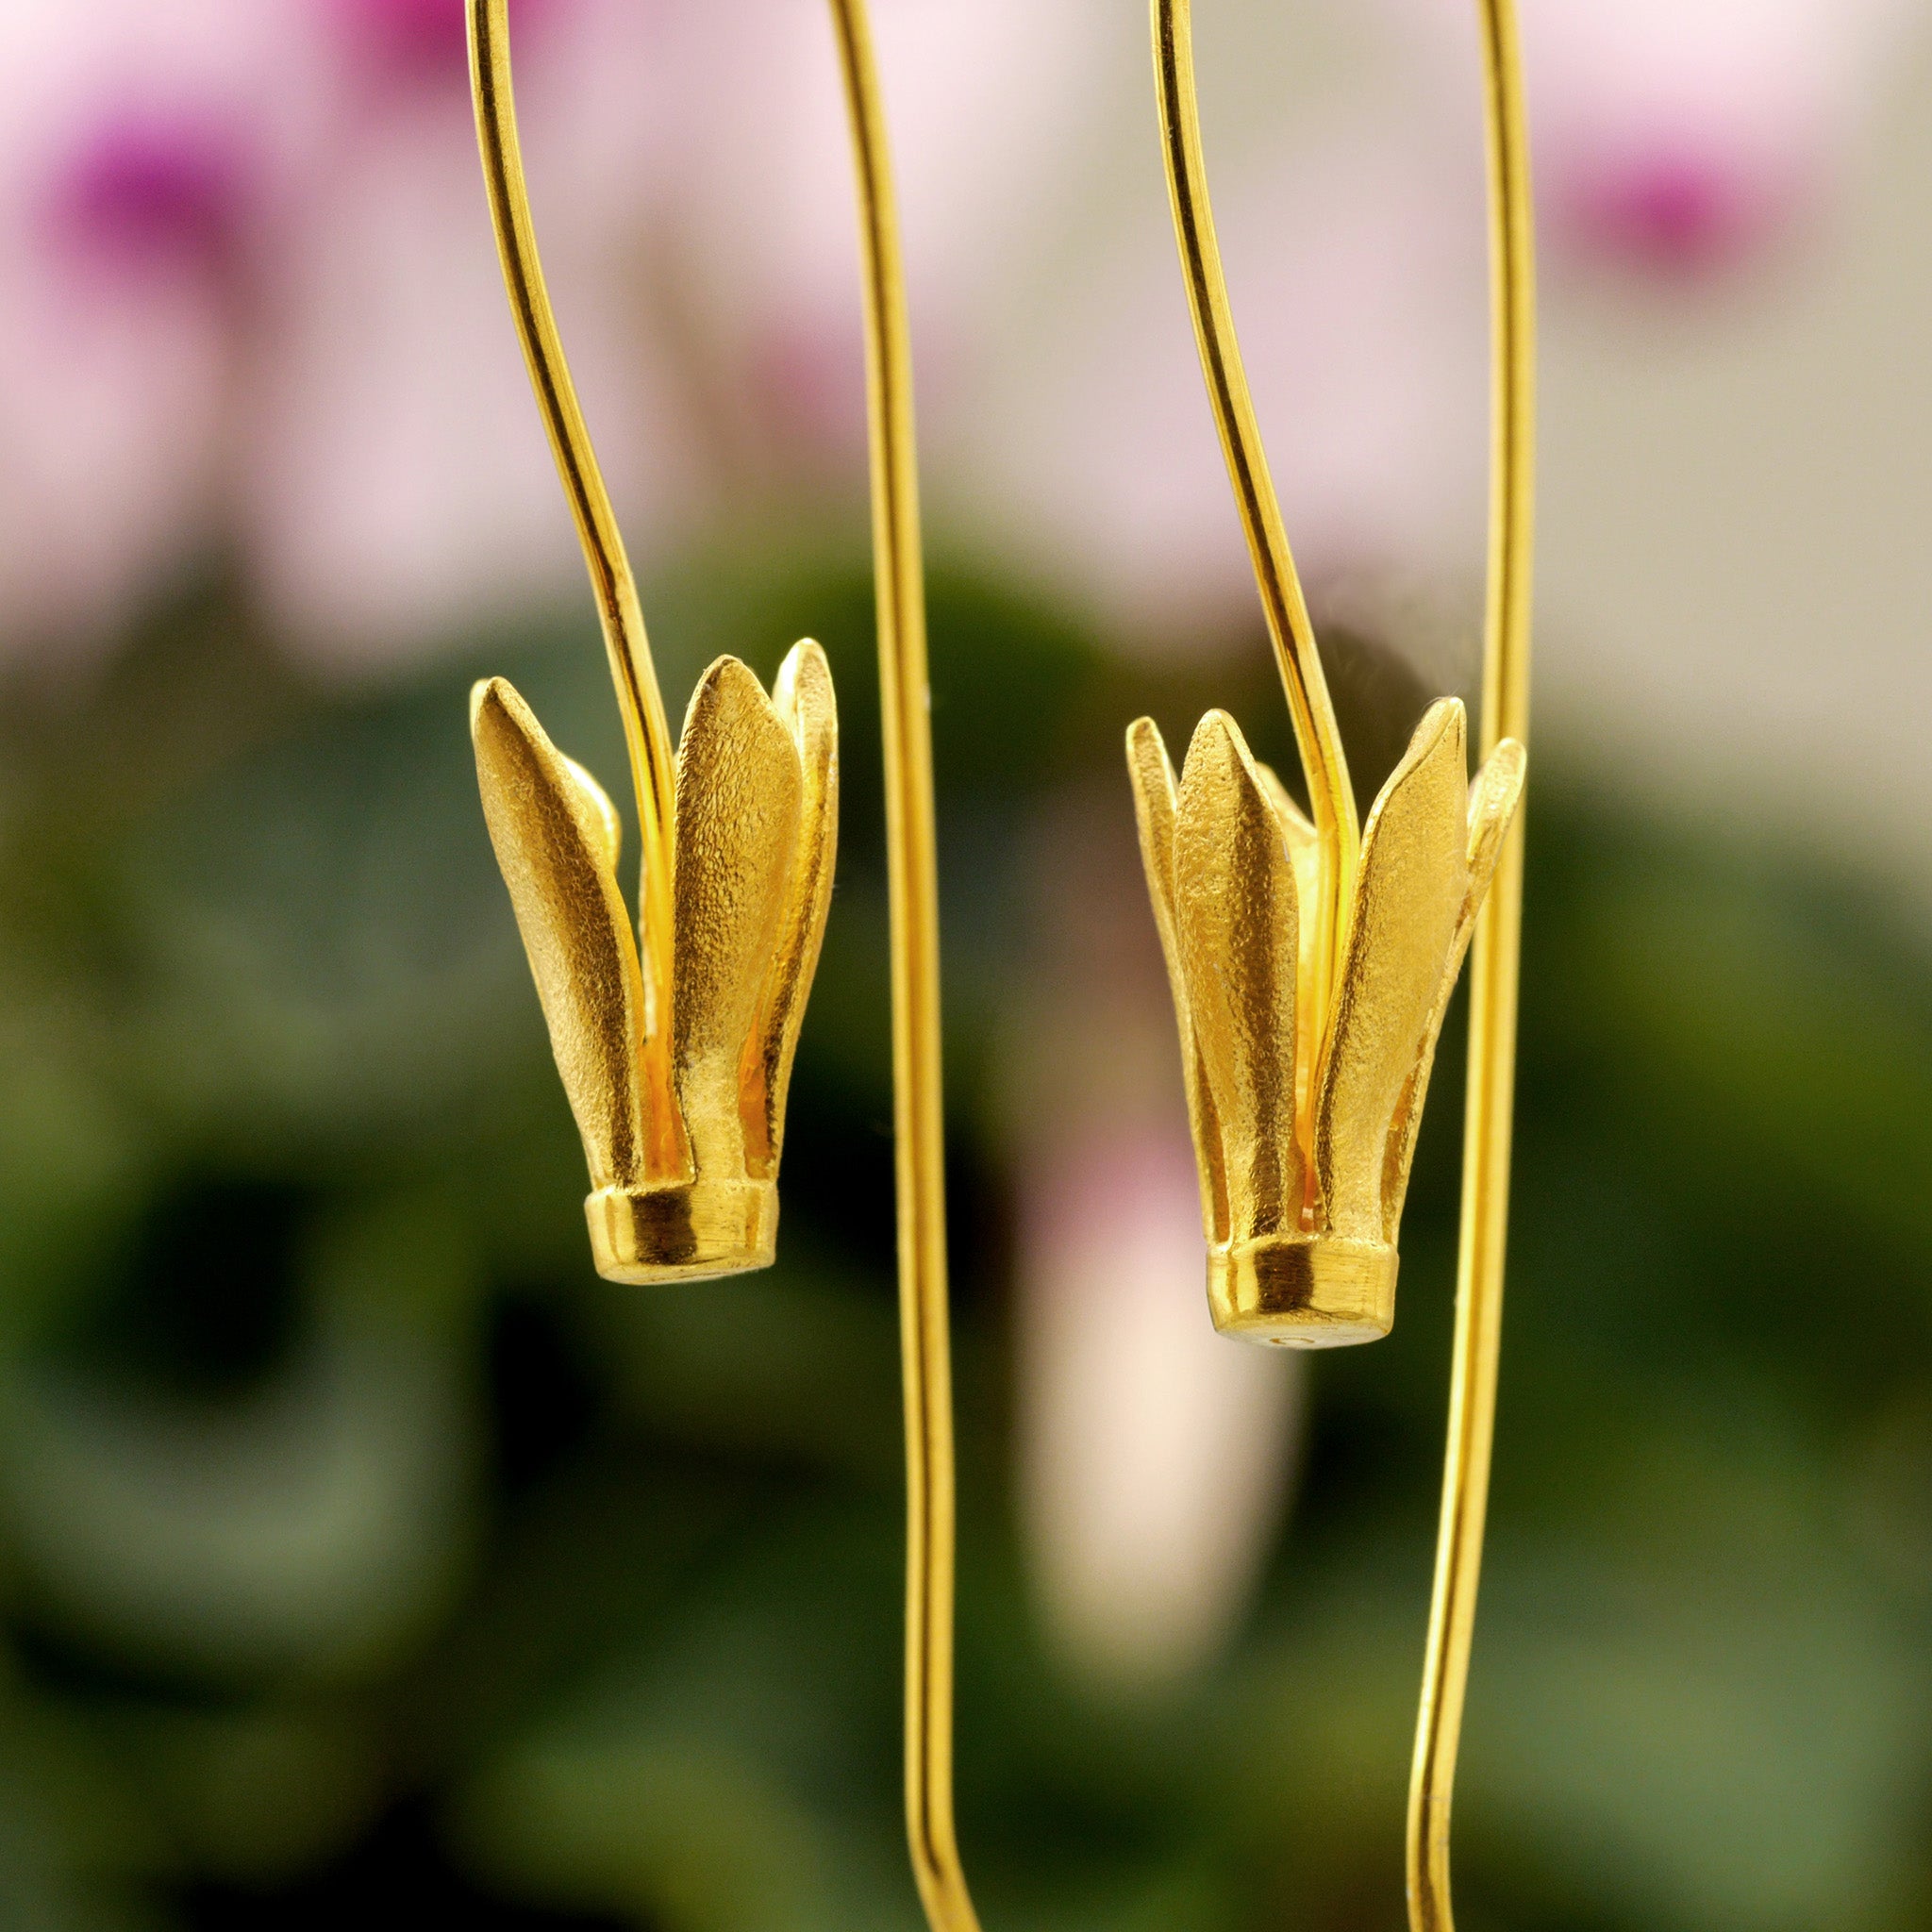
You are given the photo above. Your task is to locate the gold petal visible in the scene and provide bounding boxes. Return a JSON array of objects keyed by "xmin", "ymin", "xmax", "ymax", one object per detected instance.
[
  {"xmin": 1373, "ymin": 734, "xmax": 1528, "ymax": 1235},
  {"xmin": 1461, "ymin": 737, "xmax": 1527, "ymax": 941},
  {"xmin": 471, "ymin": 677, "xmax": 654, "ymax": 1191},
  {"xmin": 673, "ymin": 656, "xmax": 804, "ymax": 1178},
  {"xmin": 558, "ymin": 753, "xmax": 622, "ymax": 873},
  {"xmin": 1253, "ymin": 758, "xmax": 1324, "ymax": 1131},
  {"xmin": 1252, "ymin": 760, "xmax": 1320, "ymax": 901},
  {"xmin": 1316, "ymin": 698, "xmax": 1468, "ymax": 1241},
  {"xmin": 1174, "ymin": 709, "xmax": 1301, "ymax": 1238},
  {"xmin": 740, "ymin": 639, "xmax": 841, "ymax": 1176},
  {"xmin": 1127, "ymin": 716, "xmax": 1227, "ymax": 1241}
]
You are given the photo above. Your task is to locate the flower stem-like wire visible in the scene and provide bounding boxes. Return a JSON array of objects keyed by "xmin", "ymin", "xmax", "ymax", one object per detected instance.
[
  {"xmin": 1154, "ymin": 0, "xmax": 1361, "ymax": 1081},
  {"xmin": 822, "ymin": 5, "xmax": 982, "ymax": 1928},
  {"xmin": 468, "ymin": 0, "xmax": 684, "ymax": 1182},
  {"xmin": 1407, "ymin": 3, "xmax": 1536, "ymax": 1927}
]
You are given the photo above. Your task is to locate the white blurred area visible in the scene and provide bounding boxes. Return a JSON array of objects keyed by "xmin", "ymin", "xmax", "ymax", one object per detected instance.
[
  {"xmin": 1535, "ymin": 46, "xmax": 1932, "ymax": 896},
  {"xmin": 1015, "ymin": 1127, "xmax": 1303, "ymax": 1694}
]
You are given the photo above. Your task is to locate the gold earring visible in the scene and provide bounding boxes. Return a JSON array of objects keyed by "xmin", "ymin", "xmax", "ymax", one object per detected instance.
[
  {"xmin": 464, "ymin": 3, "xmax": 838, "ymax": 1284},
  {"xmin": 469, "ymin": 11, "xmax": 977, "ymax": 1924},
  {"xmin": 1133, "ymin": 0, "xmax": 1530, "ymax": 1350},
  {"xmin": 1140, "ymin": 3, "xmax": 1535, "ymax": 1926}
]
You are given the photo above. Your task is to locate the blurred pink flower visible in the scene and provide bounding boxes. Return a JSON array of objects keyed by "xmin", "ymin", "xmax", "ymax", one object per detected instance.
[
  {"xmin": 242, "ymin": 2, "xmax": 687, "ymax": 669},
  {"xmin": 0, "ymin": 1, "xmax": 308, "ymax": 660},
  {"xmin": 1386, "ymin": 0, "xmax": 1918, "ymax": 278},
  {"xmin": 0, "ymin": 0, "xmax": 1919, "ymax": 672},
  {"xmin": 0, "ymin": 0, "xmax": 1109, "ymax": 675},
  {"xmin": 970, "ymin": 120, "xmax": 1489, "ymax": 660},
  {"xmin": 1017, "ymin": 1123, "xmax": 1302, "ymax": 1690},
  {"xmin": 0, "ymin": 0, "xmax": 672, "ymax": 672},
  {"xmin": 969, "ymin": 0, "xmax": 1922, "ymax": 651}
]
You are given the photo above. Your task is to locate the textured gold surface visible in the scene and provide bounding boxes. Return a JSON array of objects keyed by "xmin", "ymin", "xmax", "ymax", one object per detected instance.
[
  {"xmin": 471, "ymin": 647, "xmax": 836, "ymax": 1284},
  {"xmin": 467, "ymin": 2, "xmax": 838, "ymax": 1284},
  {"xmin": 1128, "ymin": 700, "xmax": 1522, "ymax": 1344},
  {"xmin": 1145, "ymin": 4, "xmax": 1537, "ymax": 1920},
  {"xmin": 471, "ymin": 678, "xmax": 656, "ymax": 1195},
  {"xmin": 671, "ymin": 658, "xmax": 805, "ymax": 1182},
  {"xmin": 1141, "ymin": 0, "xmax": 1526, "ymax": 1352},
  {"xmin": 477, "ymin": 4, "xmax": 979, "ymax": 1925}
]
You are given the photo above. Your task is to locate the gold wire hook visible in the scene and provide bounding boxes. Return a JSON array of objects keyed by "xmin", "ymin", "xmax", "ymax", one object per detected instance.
[
  {"xmin": 470, "ymin": 3, "xmax": 974, "ymax": 1924},
  {"xmin": 1153, "ymin": 0, "xmax": 1359, "ymax": 1058}
]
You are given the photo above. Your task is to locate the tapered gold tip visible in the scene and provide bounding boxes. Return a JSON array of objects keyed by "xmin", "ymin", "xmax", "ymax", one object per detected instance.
[
  {"xmin": 586, "ymin": 1178, "xmax": 778, "ymax": 1284},
  {"xmin": 1208, "ymin": 1235, "xmax": 1397, "ymax": 1348}
]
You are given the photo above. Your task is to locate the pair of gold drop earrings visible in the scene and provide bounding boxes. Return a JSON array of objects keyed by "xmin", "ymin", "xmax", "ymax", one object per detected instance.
[{"xmin": 464, "ymin": 1, "xmax": 1533, "ymax": 1926}]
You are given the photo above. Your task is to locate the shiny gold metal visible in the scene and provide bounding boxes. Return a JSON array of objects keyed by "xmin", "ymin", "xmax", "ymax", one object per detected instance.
[
  {"xmin": 473, "ymin": 5, "xmax": 975, "ymax": 1927},
  {"xmin": 1144, "ymin": 0, "xmax": 1537, "ymax": 1919},
  {"xmin": 1407, "ymin": 1, "xmax": 1536, "ymax": 1925},
  {"xmin": 465, "ymin": 1, "xmax": 839, "ymax": 1284},
  {"xmin": 1136, "ymin": 0, "xmax": 1527, "ymax": 1348},
  {"xmin": 821, "ymin": 4, "xmax": 981, "ymax": 1924}
]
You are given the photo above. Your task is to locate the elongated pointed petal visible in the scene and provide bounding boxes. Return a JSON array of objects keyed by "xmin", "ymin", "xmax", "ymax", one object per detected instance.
[
  {"xmin": 1252, "ymin": 758, "xmax": 1324, "ymax": 1129},
  {"xmin": 1461, "ymin": 738, "xmax": 1527, "ymax": 941},
  {"xmin": 1251, "ymin": 760, "xmax": 1321, "ymax": 912},
  {"xmin": 1317, "ymin": 698, "xmax": 1469, "ymax": 1241},
  {"xmin": 740, "ymin": 639, "xmax": 840, "ymax": 1176},
  {"xmin": 1127, "ymin": 716, "xmax": 1228, "ymax": 1241},
  {"xmin": 1174, "ymin": 709, "xmax": 1301, "ymax": 1237},
  {"xmin": 558, "ymin": 752, "xmax": 622, "ymax": 872},
  {"xmin": 673, "ymin": 657, "xmax": 804, "ymax": 1177},
  {"xmin": 471, "ymin": 677, "xmax": 651, "ymax": 1191},
  {"xmin": 1373, "ymin": 734, "xmax": 1528, "ymax": 1235}
]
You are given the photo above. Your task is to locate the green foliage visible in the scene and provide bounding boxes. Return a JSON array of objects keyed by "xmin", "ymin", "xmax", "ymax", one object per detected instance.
[{"xmin": 0, "ymin": 555, "xmax": 1928, "ymax": 1930}]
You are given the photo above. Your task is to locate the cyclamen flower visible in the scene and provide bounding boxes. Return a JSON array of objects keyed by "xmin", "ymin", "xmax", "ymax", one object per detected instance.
[
  {"xmin": 0, "ymin": 0, "xmax": 1104, "ymax": 674},
  {"xmin": 1386, "ymin": 0, "xmax": 1918, "ymax": 275},
  {"xmin": 967, "ymin": 0, "xmax": 1923, "ymax": 647}
]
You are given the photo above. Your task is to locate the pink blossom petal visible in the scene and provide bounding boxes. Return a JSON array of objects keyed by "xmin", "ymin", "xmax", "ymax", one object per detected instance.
[
  {"xmin": 0, "ymin": 0, "xmax": 324, "ymax": 659},
  {"xmin": 1381, "ymin": 0, "xmax": 1916, "ymax": 275},
  {"xmin": 1556, "ymin": 142, "xmax": 1802, "ymax": 279},
  {"xmin": 1017, "ymin": 1124, "xmax": 1302, "ymax": 1689},
  {"xmin": 246, "ymin": 3, "xmax": 691, "ymax": 670},
  {"xmin": 43, "ymin": 106, "xmax": 260, "ymax": 287},
  {"xmin": 968, "ymin": 125, "xmax": 1488, "ymax": 660},
  {"xmin": 643, "ymin": 0, "xmax": 1110, "ymax": 476}
]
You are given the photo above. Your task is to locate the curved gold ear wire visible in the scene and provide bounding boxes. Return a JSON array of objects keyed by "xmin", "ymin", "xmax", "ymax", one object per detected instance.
[
  {"xmin": 1408, "ymin": 5, "xmax": 1536, "ymax": 1927},
  {"xmin": 1142, "ymin": 0, "xmax": 1535, "ymax": 1923},
  {"xmin": 470, "ymin": 6, "xmax": 976, "ymax": 1927},
  {"xmin": 1152, "ymin": 0, "xmax": 1360, "ymax": 1067},
  {"xmin": 466, "ymin": 2, "xmax": 839, "ymax": 1281}
]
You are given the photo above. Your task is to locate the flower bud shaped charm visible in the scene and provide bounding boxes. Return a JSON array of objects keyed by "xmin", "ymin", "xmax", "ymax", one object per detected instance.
[
  {"xmin": 1127, "ymin": 702, "xmax": 1523, "ymax": 1344},
  {"xmin": 465, "ymin": 2, "xmax": 838, "ymax": 1284},
  {"xmin": 1136, "ymin": 0, "xmax": 1528, "ymax": 1348},
  {"xmin": 474, "ymin": 648, "xmax": 837, "ymax": 1282}
]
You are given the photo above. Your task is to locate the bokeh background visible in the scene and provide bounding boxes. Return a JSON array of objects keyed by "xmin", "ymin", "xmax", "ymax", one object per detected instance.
[{"xmin": 1, "ymin": 1, "xmax": 1930, "ymax": 1927}]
